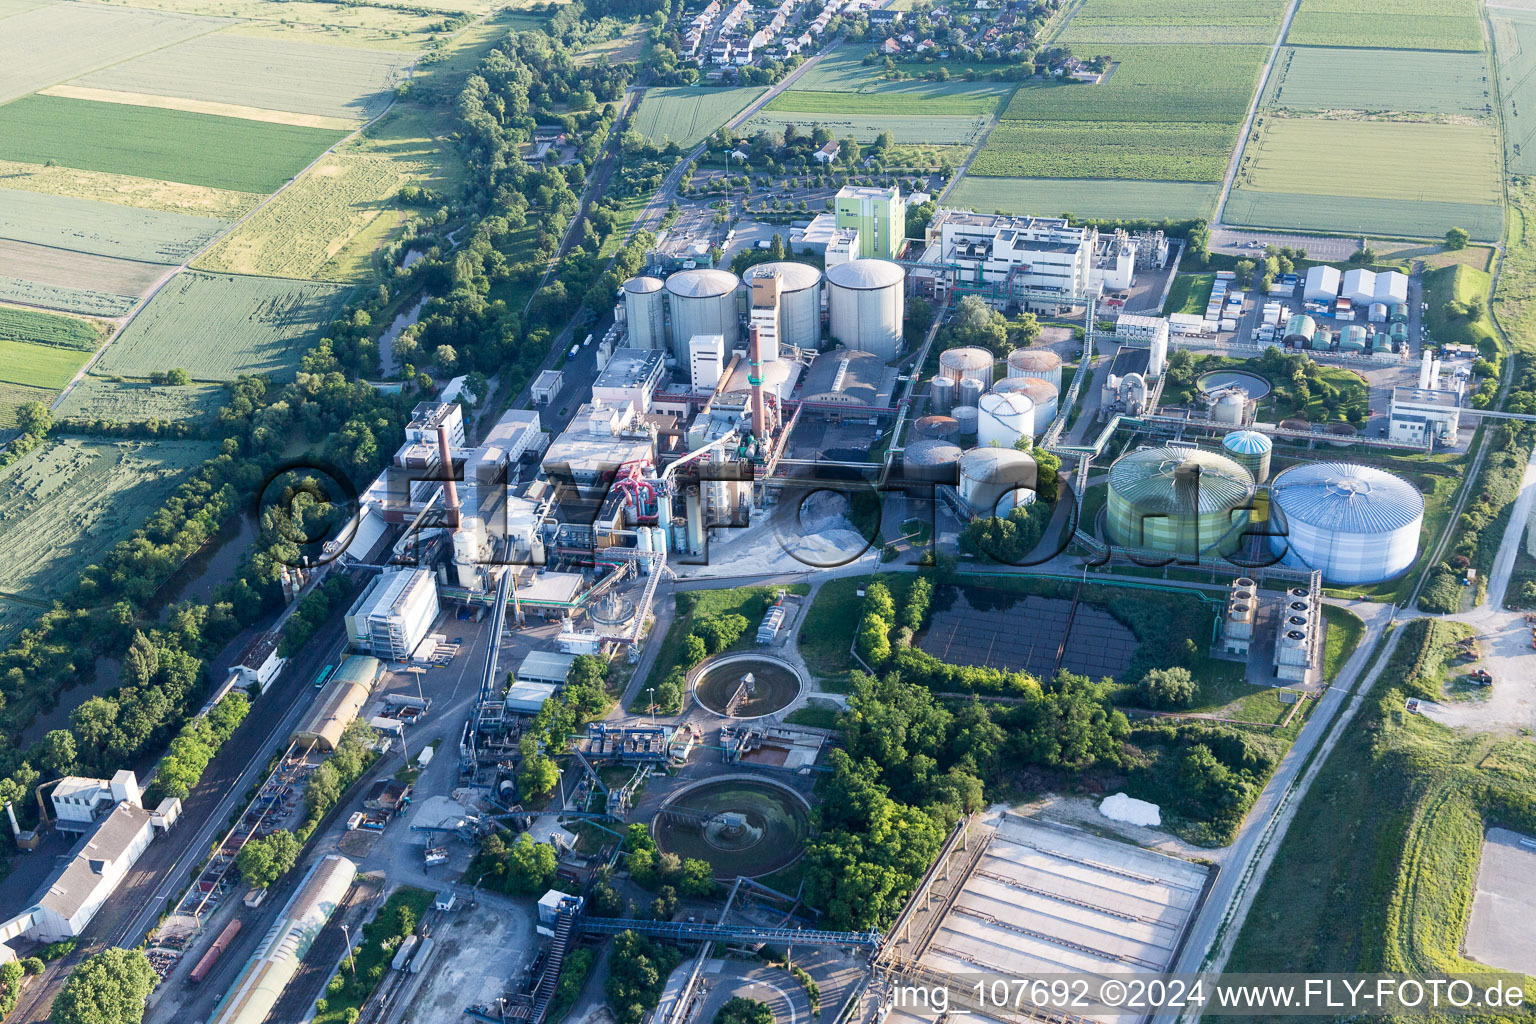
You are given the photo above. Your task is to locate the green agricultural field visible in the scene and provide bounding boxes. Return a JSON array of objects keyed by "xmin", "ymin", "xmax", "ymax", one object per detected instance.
[
  {"xmin": 0, "ymin": 2, "xmax": 222, "ymax": 105},
  {"xmin": 0, "ymin": 277, "xmax": 139, "ymax": 318},
  {"xmin": 1059, "ymin": 0, "xmax": 1288, "ymax": 44},
  {"xmin": 767, "ymin": 80, "xmax": 1011, "ymax": 118},
  {"xmin": 1494, "ymin": 10, "xmax": 1536, "ymax": 175},
  {"xmin": 1264, "ymin": 47, "xmax": 1492, "ymax": 115},
  {"xmin": 56, "ymin": 374, "xmax": 227, "ymax": 424},
  {"xmin": 1002, "ymin": 45, "xmax": 1267, "ymax": 123},
  {"xmin": 0, "ymin": 438, "xmax": 217, "ymax": 619},
  {"xmin": 0, "ymin": 305, "xmax": 108, "ymax": 351},
  {"xmin": 0, "ymin": 382, "xmax": 55, "ymax": 433},
  {"xmin": 72, "ymin": 33, "xmax": 412, "ymax": 122},
  {"xmin": 94, "ymin": 272, "xmax": 348, "ymax": 381},
  {"xmin": 1224, "ymin": 191, "xmax": 1504, "ymax": 242},
  {"xmin": 783, "ymin": 45, "xmax": 881, "ymax": 91},
  {"xmin": 971, "ymin": 120, "xmax": 1236, "ymax": 182},
  {"xmin": 742, "ymin": 111, "xmax": 989, "ymax": 144},
  {"xmin": 0, "ymin": 188, "xmax": 226, "ymax": 264},
  {"xmin": 631, "ymin": 86, "xmax": 765, "ymax": 148},
  {"xmin": 0, "ymin": 337, "xmax": 93, "ymax": 390},
  {"xmin": 0, "ymin": 95, "xmax": 348, "ymax": 193},
  {"xmin": 0, "ymin": 160, "xmax": 263, "ymax": 220},
  {"xmin": 950, "ymin": 176, "xmax": 1219, "ymax": 220},
  {"xmin": 1285, "ymin": 0, "xmax": 1482, "ymax": 51},
  {"xmin": 1239, "ymin": 117, "xmax": 1501, "ymax": 203}
]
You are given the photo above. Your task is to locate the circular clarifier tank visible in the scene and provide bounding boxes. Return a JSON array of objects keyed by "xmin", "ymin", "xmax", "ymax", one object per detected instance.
[
  {"xmin": 652, "ymin": 776, "xmax": 812, "ymax": 879},
  {"xmin": 691, "ymin": 653, "xmax": 803, "ymax": 718}
]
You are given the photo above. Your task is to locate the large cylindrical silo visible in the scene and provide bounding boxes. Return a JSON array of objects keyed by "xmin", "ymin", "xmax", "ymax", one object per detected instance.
[
  {"xmin": 666, "ymin": 268, "xmax": 740, "ymax": 362},
  {"xmin": 958, "ymin": 376, "xmax": 984, "ymax": 410},
  {"xmin": 952, "ymin": 404, "xmax": 978, "ymax": 440},
  {"xmin": 995, "ymin": 376, "xmax": 1057, "ymax": 428},
  {"xmin": 939, "ymin": 346, "xmax": 994, "ymax": 387},
  {"xmin": 1106, "ymin": 446, "xmax": 1256, "ymax": 557},
  {"xmin": 744, "ymin": 261, "xmax": 822, "ymax": 351},
  {"xmin": 959, "ymin": 447, "xmax": 1038, "ymax": 518},
  {"xmin": 977, "ymin": 391, "xmax": 1035, "ymax": 449},
  {"xmin": 1268, "ymin": 462, "xmax": 1423, "ymax": 583},
  {"xmin": 903, "ymin": 439, "xmax": 963, "ymax": 484},
  {"xmin": 1222, "ymin": 430, "xmax": 1273, "ymax": 484},
  {"xmin": 826, "ymin": 259, "xmax": 904, "ymax": 360},
  {"xmin": 930, "ymin": 375, "xmax": 955, "ymax": 413},
  {"xmin": 1006, "ymin": 348, "xmax": 1062, "ymax": 390},
  {"xmin": 623, "ymin": 275, "xmax": 665, "ymax": 350}
]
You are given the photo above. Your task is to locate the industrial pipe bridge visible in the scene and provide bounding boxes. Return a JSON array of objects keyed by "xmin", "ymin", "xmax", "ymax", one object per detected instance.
[{"xmin": 577, "ymin": 915, "xmax": 881, "ymax": 948}]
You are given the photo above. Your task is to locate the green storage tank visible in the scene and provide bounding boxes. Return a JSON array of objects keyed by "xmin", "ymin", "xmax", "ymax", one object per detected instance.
[
  {"xmin": 1390, "ymin": 322, "xmax": 1408, "ymax": 342},
  {"xmin": 1340, "ymin": 325, "xmax": 1367, "ymax": 352},
  {"xmin": 1106, "ymin": 446, "xmax": 1256, "ymax": 558},
  {"xmin": 1391, "ymin": 303, "xmax": 1409, "ymax": 323},
  {"xmin": 1309, "ymin": 328, "xmax": 1332, "ymax": 351}
]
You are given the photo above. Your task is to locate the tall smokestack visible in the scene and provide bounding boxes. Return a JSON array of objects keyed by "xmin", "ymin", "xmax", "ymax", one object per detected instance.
[
  {"xmin": 748, "ymin": 324, "xmax": 770, "ymax": 439},
  {"xmin": 1418, "ymin": 349, "xmax": 1433, "ymax": 390},
  {"xmin": 436, "ymin": 423, "xmax": 461, "ymax": 527}
]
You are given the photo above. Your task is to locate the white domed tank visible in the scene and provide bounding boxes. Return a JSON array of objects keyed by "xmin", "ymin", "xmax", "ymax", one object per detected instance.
[
  {"xmin": 952, "ymin": 404, "xmax": 979, "ymax": 439},
  {"xmin": 939, "ymin": 346, "xmax": 994, "ymax": 387},
  {"xmin": 826, "ymin": 259, "xmax": 904, "ymax": 360},
  {"xmin": 1268, "ymin": 462, "xmax": 1424, "ymax": 584},
  {"xmin": 1212, "ymin": 389, "xmax": 1247, "ymax": 426},
  {"xmin": 914, "ymin": 415, "xmax": 960, "ymax": 441},
  {"xmin": 623, "ymin": 275, "xmax": 666, "ymax": 350},
  {"xmin": 1222, "ymin": 430, "xmax": 1273, "ymax": 484},
  {"xmin": 1006, "ymin": 348, "xmax": 1062, "ymax": 390},
  {"xmin": 959, "ymin": 447, "xmax": 1038, "ymax": 518},
  {"xmin": 930, "ymin": 375, "xmax": 956, "ymax": 413},
  {"xmin": 995, "ymin": 376, "xmax": 1057, "ymax": 428},
  {"xmin": 958, "ymin": 376, "xmax": 984, "ymax": 409},
  {"xmin": 1106, "ymin": 446, "xmax": 1256, "ymax": 557},
  {"xmin": 903, "ymin": 439, "xmax": 964, "ymax": 484},
  {"xmin": 666, "ymin": 268, "xmax": 740, "ymax": 362},
  {"xmin": 977, "ymin": 391, "xmax": 1035, "ymax": 449},
  {"xmin": 744, "ymin": 261, "xmax": 823, "ymax": 351}
]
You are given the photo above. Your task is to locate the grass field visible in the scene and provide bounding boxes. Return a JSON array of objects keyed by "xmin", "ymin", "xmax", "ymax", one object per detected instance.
[
  {"xmin": 56, "ymin": 374, "xmax": 227, "ymax": 424},
  {"xmin": 72, "ymin": 33, "xmax": 412, "ymax": 122},
  {"xmin": 196, "ymin": 104, "xmax": 465, "ymax": 282},
  {"xmin": 0, "ymin": 305, "xmax": 108, "ymax": 350},
  {"xmin": 1002, "ymin": 46, "xmax": 1267, "ymax": 123},
  {"xmin": 631, "ymin": 86, "xmax": 765, "ymax": 148},
  {"xmin": 0, "ymin": 160, "xmax": 262, "ymax": 220},
  {"xmin": 94, "ymin": 272, "xmax": 348, "ymax": 381},
  {"xmin": 1166, "ymin": 272, "xmax": 1215, "ymax": 315},
  {"xmin": 0, "ymin": 95, "xmax": 347, "ymax": 194},
  {"xmin": 0, "ymin": 237, "xmax": 165, "ymax": 307},
  {"xmin": 782, "ymin": 45, "xmax": 883, "ymax": 91},
  {"xmin": 742, "ymin": 111, "xmax": 990, "ymax": 144},
  {"xmin": 0, "ymin": 438, "xmax": 217, "ymax": 613},
  {"xmin": 768, "ymin": 81, "xmax": 1010, "ymax": 117},
  {"xmin": 1264, "ymin": 47, "xmax": 1492, "ymax": 115},
  {"xmin": 0, "ymin": 338, "xmax": 92, "ymax": 390},
  {"xmin": 1494, "ymin": 10, "xmax": 1536, "ymax": 175},
  {"xmin": 0, "ymin": 2, "xmax": 224, "ymax": 105},
  {"xmin": 89, "ymin": 0, "xmax": 486, "ymax": 50},
  {"xmin": 1285, "ymin": 0, "xmax": 1483, "ymax": 52},
  {"xmin": 971, "ymin": 120, "xmax": 1236, "ymax": 181},
  {"xmin": 950, "ymin": 176, "xmax": 1220, "ymax": 220},
  {"xmin": 1059, "ymin": 0, "xmax": 1288, "ymax": 44},
  {"xmin": 0, "ymin": 188, "xmax": 226, "ymax": 264},
  {"xmin": 1423, "ymin": 264, "xmax": 1497, "ymax": 352}
]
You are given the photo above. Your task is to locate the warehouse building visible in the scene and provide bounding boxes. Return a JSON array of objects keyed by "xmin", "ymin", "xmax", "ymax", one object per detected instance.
[
  {"xmin": 516, "ymin": 650, "xmax": 578, "ymax": 686},
  {"xmin": 345, "ymin": 568, "xmax": 439, "ymax": 661},
  {"xmin": 915, "ymin": 211, "xmax": 1132, "ymax": 311},
  {"xmin": 1303, "ymin": 265, "xmax": 1341, "ymax": 302},
  {"xmin": 294, "ymin": 655, "xmax": 380, "ymax": 750}
]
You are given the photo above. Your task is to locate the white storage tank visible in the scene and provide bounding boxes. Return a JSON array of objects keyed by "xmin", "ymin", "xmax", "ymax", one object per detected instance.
[
  {"xmin": 994, "ymin": 376, "xmax": 1058, "ymax": 427},
  {"xmin": 939, "ymin": 346, "xmax": 994, "ymax": 387},
  {"xmin": 826, "ymin": 258, "xmax": 904, "ymax": 360},
  {"xmin": 743, "ymin": 261, "xmax": 823, "ymax": 351},
  {"xmin": 930, "ymin": 375, "xmax": 956, "ymax": 413},
  {"xmin": 959, "ymin": 447, "xmax": 1038, "ymax": 518},
  {"xmin": 958, "ymin": 376, "xmax": 984, "ymax": 410},
  {"xmin": 623, "ymin": 276, "xmax": 666, "ymax": 350},
  {"xmin": 977, "ymin": 391, "xmax": 1035, "ymax": 449},
  {"xmin": 1268, "ymin": 462, "xmax": 1424, "ymax": 584},
  {"xmin": 1006, "ymin": 348, "xmax": 1062, "ymax": 390},
  {"xmin": 952, "ymin": 404, "xmax": 979, "ymax": 439},
  {"xmin": 666, "ymin": 268, "xmax": 740, "ymax": 362}
]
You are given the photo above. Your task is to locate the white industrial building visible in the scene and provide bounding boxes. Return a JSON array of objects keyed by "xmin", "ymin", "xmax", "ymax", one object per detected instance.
[
  {"xmin": 516, "ymin": 650, "xmax": 578, "ymax": 686},
  {"xmin": 531, "ymin": 369, "xmax": 563, "ymax": 406},
  {"xmin": 913, "ymin": 211, "xmax": 1134, "ymax": 312},
  {"xmin": 232, "ymin": 631, "xmax": 285, "ymax": 693},
  {"xmin": 345, "ymin": 568, "xmax": 439, "ymax": 661},
  {"xmin": 1389, "ymin": 385, "xmax": 1462, "ymax": 444},
  {"xmin": 541, "ymin": 400, "xmax": 655, "ymax": 498},
  {"xmin": 1114, "ymin": 314, "xmax": 1169, "ymax": 376},
  {"xmin": 689, "ymin": 334, "xmax": 726, "ymax": 390},
  {"xmin": 1303, "ymin": 265, "xmax": 1341, "ymax": 302},
  {"xmin": 462, "ymin": 408, "xmax": 542, "ymax": 524},
  {"xmin": 592, "ymin": 348, "xmax": 666, "ymax": 413},
  {"xmin": 50, "ymin": 770, "xmax": 140, "ymax": 832},
  {"xmin": 1341, "ymin": 268, "xmax": 1409, "ymax": 306},
  {"xmin": 404, "ymin": 401, "xmax": 464, "ymax": 450}
]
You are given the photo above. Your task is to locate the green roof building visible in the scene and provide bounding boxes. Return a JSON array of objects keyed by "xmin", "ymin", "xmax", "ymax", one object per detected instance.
[{"xmin": 834, "ymin": 185, "xmax": 906, "ymax": 261}]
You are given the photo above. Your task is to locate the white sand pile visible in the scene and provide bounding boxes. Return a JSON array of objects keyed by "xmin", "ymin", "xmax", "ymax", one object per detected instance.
[{"xmin": 1100, "ymin": 792, "xmax": 1161, "ymax": 827}]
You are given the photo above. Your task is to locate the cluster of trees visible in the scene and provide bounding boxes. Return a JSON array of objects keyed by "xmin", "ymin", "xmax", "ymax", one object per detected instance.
[
  {"xmin": 153, "ymin": 691, "xmax": 250, "ymax": 800},
  {"xmin": 622, "ymin": 823, "xmax": 716, "ymax": 897},
  {"xmin": 51, "ymin": 949, "xmax": 157, "ymax": 1024},
  {"xmin": 605, "ymin": 931, "xmax": 686, "ymax": 1024},
  {"xmin": 1127, "ymin": 721, "xmax": 1284, "ymax": 843},
  {"xmin": 939, "ymin": 295, "xmax": 1041, "ymax": 356},
  {"xmin": 236, "ymin": 829, "xmax": 302, "ymax": 889},
  {"xmin": 715, "ymin": 998, "xmax": 773, "ymax": 1024},
  {"xmin": 0, "ymin": 957, "xmax": 42, "ymax": 1020},
  {"xmin": 1136, "ymin": 666, "xmax": 1197, "ymax": 709},
  {"xmin": 853, "ymin": 0, "xmax": 1064, "ymax": 69},
  {"xmin": 681, "ymin": 612, "xmax": 750, "ymax": 664},
  {"xmin": 1232, "ymin": 246, "xmax": 1302, "ymax": 293},
  {"xmin": 299, "ymin": 719, "xmax": 379, "ymax": 841},
  {"xmin": 958, "ymin": 502, "xmax": 1052, "ymax": 565},
  {"xmin": 472, "ymin": 830, "xmax": 560, "ymax": 894},
  {"xmin": 516, "ymin": 653, "xmax": 612, "ymax": 796},
  {"xmin": 279, "ymin": 575, "xmax": 354, "ymax": 657}
]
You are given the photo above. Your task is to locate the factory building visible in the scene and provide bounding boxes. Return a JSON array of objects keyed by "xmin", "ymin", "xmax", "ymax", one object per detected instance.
[
  {"xmin": 826, "ymin": 259, "xmax": 905, "ymax": 360},
  {"xmin": 1269, "ymin": 462, "xmax": 1424, "ymax": 583},
  {"xmin": 1099, "ymin": 347, "xmax": 1151, "ymax": 418},
  {"xmin": 689, "ymin": 334, "xmax": 726, "ymax": 390},
  {"xmin": 797, "ymin": 349, "xmax": 895, "ymax": 409},
  {"xmin": 1114, "ymin": 313, "xmax": 1168, "ymax": 376},
  {"xmin": 1303, "ymin": 265, "xmax": 1341, "ymax": 302},
  {"xmin": 748, "ymin": 272, "xmax": 783, "ymax": 363},
  {"xmin": 516, "ymin": 650, "xmax": 578, "ymax": 687},
  {"xmin": 743, "ymin": 261, "xmax": 823, "ymax": 350},
  {"xmin": 404, "ymin": 401, "xmax": 465, "ymax": 450},
  {"xmin": 834, "ymin": 184, "xmax": 906, "ymax": 260},
  {"xmin": 592, "ymin": 348, "xmax": 666, "ymax": 413},
  {"xmin": 1389, "ymin": 385, "xmax": 1461, "ymax": 445},
  {"xmin": 541, "ymin": 400, "xmax": 656, "ymax": 498},
  {"xmin": 49, "ymin": 770, "xmax": 140, "ymax": 832},
  {"xmin": 345, "ymin": 569, "xmax": 439, "ymax": 661},
  {"xmin": 1106, "ymin": 446, "xmax": 1256, "ymax": 557},
  {"xmin": 463, "ymin": 408, "xmax": 542, "ymax": 523},
  {"xmin": 208, "ymin": 856, "xmax": 357, "ymax": 1024},
  {"xmin": 294, "ymin": 656, "xmax": 380, "ymax": 750},
  {"xmin": 914, "ymin": 211, "xmax": 1133, "ymax": 311}
]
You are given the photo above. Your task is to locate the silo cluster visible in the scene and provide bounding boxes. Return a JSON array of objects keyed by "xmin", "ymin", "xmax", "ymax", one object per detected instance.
[
  {"xmin": 1268, "ymin": 462, "xmax": 1423, "ymax": 583},
  {"xmin": 744, "ymin": 261, "xmax": 823, "ymax": 351},
  {"xmin": 826, "ymin": 259, "xmax": 904, "ymax": 360},
  {"xmin": 1106, "ymin": 446, "xmax": 1256, "ymax": 557},
  {"xmin": 939, "ymin": 346, "xmax": 994, "ymax": 387}
]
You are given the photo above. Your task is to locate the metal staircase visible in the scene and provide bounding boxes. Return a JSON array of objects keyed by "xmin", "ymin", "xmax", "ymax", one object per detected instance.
[{"xmin": 530, "ymin": 902, "xmax": 579, "ymax": 1023}]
